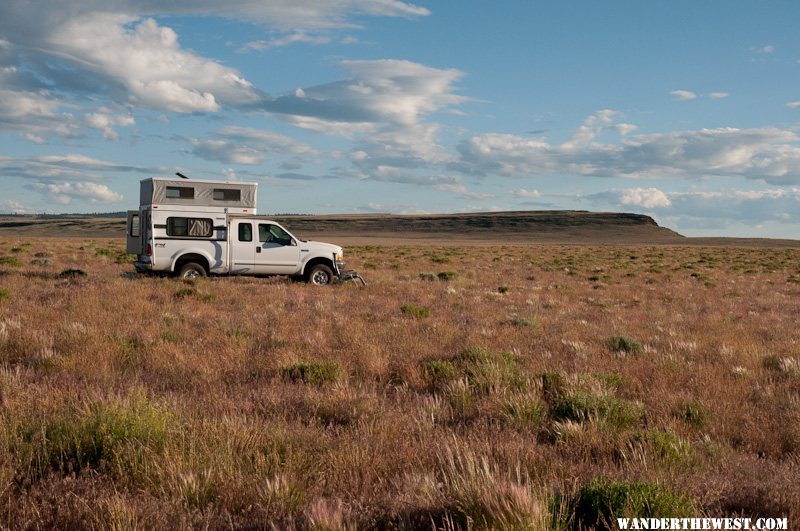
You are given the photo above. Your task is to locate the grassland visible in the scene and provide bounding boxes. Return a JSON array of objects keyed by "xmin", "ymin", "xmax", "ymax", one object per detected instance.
[{"xmin": 0, "ymin": 237, "xmax": 799, "ymax": 528}]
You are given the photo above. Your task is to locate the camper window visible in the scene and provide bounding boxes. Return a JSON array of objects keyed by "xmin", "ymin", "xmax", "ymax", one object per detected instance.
[
  {"xmin": 167, "ymin": 217, "xmax": 213, "ymax": 238},
  {"xmin": 166, "ymin": 186, "xmax": 194, "ymax": 199},
  {"xmin": 130, "ymin": 215, "xmax": 140, "ymax": 237},
  {"xmin": 213, "ymin": 188, "xmax": 241, "ymax": 201}
]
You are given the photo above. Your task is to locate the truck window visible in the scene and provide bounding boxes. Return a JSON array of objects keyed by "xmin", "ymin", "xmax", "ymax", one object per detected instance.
[
  {"xmin": 166, "ymin": 186, "xmax": 194, "ymax": 199},
  {"xmin": 167, "ymin": 217, "xmax": 213, "ymax": 237},
  {"xmin": 238, "ymin": 223, "xmax": 253, "ymax": 242},
  {"xmin": 259, "ymin": 224, "xmax": 292, "ymax": 246},
  {"xmin": 213, "ymin": 188, "xmax": 241, "ymax": 201}
]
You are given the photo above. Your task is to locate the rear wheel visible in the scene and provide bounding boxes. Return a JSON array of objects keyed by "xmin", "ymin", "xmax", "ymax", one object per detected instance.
[
  {"xmin": 178, "ymin": 262, "xmax": 206, "ymax": 280},
  {"xmin": 307, "ymin": 264, "xmax": 334, "ymax": 286}
]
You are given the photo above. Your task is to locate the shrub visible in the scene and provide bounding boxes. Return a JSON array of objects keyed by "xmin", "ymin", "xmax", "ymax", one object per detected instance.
[
  {"xmin": 762, "ymin": 355, "xmax": 800, "ymax": 375},
  {"xmin": 539, "ymin": 372, "xmax": 565, "ymax": 401},
  {"xmin": 419, "ymin": 272, "xmax": 438, "ymax": 281},
  {"xmin": 426, "ymin": 348, "xmax": 528, "ymax": 396},
  {"xmin": 550, "ymin": 392, "xmax": 643, "ymax": 430},
  {"xmin": 281, "ymin": 362, "xmax": 341, "ymax": 385},
  {"xmin": 507, "ymin": 317, "xmax": 539, "ymax": 329},
  {"xmin": 498, "ymin": 286, "xmax": 512, "ymax": 294},
  {"xmin": 434, "ymin": 444, "xmax": 551, "ymax": 529},
  {"xmin": 0, "ymin": 256, "xmax": 22, "ymax": 267},
  {"xmin": 565, "ymin": 479, "xmax": 695, "ymax": 528},
  {"xmin": 401, "ymin": 304, "xmax": 430, "ymax": 318},
  {"xmin": 424, "ymin": 360, "xmax": 457, "ymax": 387},
  {"xmin": 10, "ymin": 247, "xmax": 24, "ymax": 254},
  {"xmin": 14, "ymin": 395, "xmax": 171, "ymax": 477},
  {"xmin": 498, "ymin": 393, "xmax": 546, "ymax": 431},
  {"xmin": 0, "ymin": 289, "xmax": 10, "ymax": 302},
  {"xmin": 437, "ymin": 271, "xmax": 458, "ymax": 281},
  {"xmin": 607, "ymin": 335, "xmax": 644, "ymax": 355},
  {"xmin": 175, "ymin": 287, "xmax": 197, "ymax": 298},
  {"xmin": 628, "ymin": 430, "xmax": 694, "ymax": 467},
  {"xmin": 58, "ymin": 268, "xmax": 87, "ymax": 278},
  {"xmin": 677, "ymin": 400, "xmax": 709, "ymax": 428}
]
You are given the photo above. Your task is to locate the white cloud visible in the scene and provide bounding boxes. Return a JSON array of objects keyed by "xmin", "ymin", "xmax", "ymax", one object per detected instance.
[
  {"xmin": 760, "ymin": 44, "xmax": 775, "ymax": 54},
  {"xmin": 787, "ymin": 101, "xmax": 800, "ymax": 109},
  {"xmin": 670, "ymin": 90, "xmax": 698, "ymax": 101},
  {"xmin": 241, "ymin": 32, "xmax": 331, "ymax": 52},
  {"xmin": 0, "ymin": 154, "xmax": 158, "ymax": 182},
  {"xmin": 0, "ymin": 1, "xmax": 429, "ymax": 116},
  {"xmin": 30, "ymin": 182, "xmax": 124, "ymax": 204},
  {"xmin": 562, "ymin": 109, "xmax": 618, "ymax": 148},
  {"xmin": 47, "ymin": 15, "xmax": 260, "ymax": 113},
  {"xmin": 512, "ymin": 188, "xmax": 541, "ymax": 198},
  {"xmin": 0, "ymin": 199, "xmax": 34, "ymax": 214},
  {"xmin": 456, "ymin": 112, "xmax": 800, "ymax": 185},
  {"xmin": 84, "ymin": 111, "xmax": 135, "ymax": 140},
  {"xmin": 434, "ymin": 183, "xmax": 493, "ymax": 200},
  {"xmin": 263, "ymin": 59, "xmax": 467, "ymax": 126},
  {"xmin": 618, "ymin": 187, "xmax": 672, "ymax": 208},
  {"xmin": 190, "ymin": 126, "xmax": 316, "ymax": 165},
  {"xmin": 585, "ymin": 187, "xmax": 800, "ymax": 226},
  {"xmin": 256, "ymin": 59, "xmax": 467, "ymax": 189},
  {"xmin": 709, "ymin": 92, "xmax": 730, "ymax": 99}
]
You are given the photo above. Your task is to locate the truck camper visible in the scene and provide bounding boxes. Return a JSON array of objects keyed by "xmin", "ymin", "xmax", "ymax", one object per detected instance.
[{"xmin": 126, "ymin": 176, "xmax": 345, "ymax": 285}]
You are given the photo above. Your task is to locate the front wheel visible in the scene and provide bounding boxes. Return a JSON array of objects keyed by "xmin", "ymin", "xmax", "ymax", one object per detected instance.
[
  {"xmin": 307, "ymin": 264, "xmax": 334, "ymax": 286},
  {"xmin": 178, "ymin": 262, "xmax": 206, "ymax": 280}
]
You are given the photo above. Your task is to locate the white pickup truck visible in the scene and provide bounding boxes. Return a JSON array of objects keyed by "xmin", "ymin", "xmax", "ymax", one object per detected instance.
[{"xmin": 126, "ymin": 177, "xmax": 345, "ymax": 285}]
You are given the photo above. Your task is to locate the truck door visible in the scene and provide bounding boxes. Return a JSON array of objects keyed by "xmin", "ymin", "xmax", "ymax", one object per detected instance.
[
  {"xmin": 230, "ymin": 220, "xmax": 256, "ymax": 274},
  {"xmin": 254, "ymin": 223, "xmax": 301, "ymax": 275},
  {"xmin": 126, "ymin": 210, "xmax": 141, "ymax": 254}
]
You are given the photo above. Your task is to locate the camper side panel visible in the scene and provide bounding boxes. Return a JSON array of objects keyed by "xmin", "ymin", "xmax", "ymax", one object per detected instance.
[{"xmin": 149, "ymin": 209, "xmax": 229, "ymax": 273}]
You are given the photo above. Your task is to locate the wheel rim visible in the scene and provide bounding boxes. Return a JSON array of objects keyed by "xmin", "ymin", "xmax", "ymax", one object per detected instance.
[
  {"xmin": 184, "ymin": 269, "xmax": 200, "ymax": 279},
  {"xmin": 311, "ymin": 270, "xmax": 330, "ymax": 285}
]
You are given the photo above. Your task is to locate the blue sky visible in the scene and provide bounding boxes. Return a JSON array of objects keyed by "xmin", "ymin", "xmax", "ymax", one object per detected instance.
[{"xmin": 1, "ymin": 1, "xmax": 800, "ymax": 238}]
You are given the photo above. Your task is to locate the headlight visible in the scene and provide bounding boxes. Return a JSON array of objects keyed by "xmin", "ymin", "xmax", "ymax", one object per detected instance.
[{"xmin": 336, "ymin": 251, "xmax": 343, "ymax": 262}]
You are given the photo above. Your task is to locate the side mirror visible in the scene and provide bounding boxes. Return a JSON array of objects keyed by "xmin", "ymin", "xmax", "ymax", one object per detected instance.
[{"xmin": 291, "ymin": 239, "xmax": 297, "ymax": 246}]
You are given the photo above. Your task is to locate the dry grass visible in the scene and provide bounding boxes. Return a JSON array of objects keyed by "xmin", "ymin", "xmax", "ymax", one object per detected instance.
[{"xmin": 0, "ymin": 238, "xmax": 799, "ymax": 528}]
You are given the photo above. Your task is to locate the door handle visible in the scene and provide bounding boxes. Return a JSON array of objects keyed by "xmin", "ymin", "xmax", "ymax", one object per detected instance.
[{"xmin": 256, "ymin": 247, "xmax": 261, "ymax": 253}]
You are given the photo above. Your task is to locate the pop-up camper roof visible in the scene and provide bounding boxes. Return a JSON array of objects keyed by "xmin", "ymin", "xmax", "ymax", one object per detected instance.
[{"xmin": 140, "ymin": 177, "xmax": 257, "ymax": 209}]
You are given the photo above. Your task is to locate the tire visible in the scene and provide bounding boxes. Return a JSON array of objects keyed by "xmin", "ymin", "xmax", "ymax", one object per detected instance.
[
  {"xmin": 178, "ymin": 262, "xmax": 206, "ymax": 280},
  {"xmin": 307, "ymin": 263, "xmax": 334, "ymax": 286}
]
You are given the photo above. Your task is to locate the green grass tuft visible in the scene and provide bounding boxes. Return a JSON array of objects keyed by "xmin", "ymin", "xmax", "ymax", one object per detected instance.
[
  {"xmin": 401, "ymin": 304, "xmax": 430, "ymax": 318},
  {"xmin": 551, "ymin": 393, "xmax": 643, "ymax": 429},
  {"xmin": 0, "ymin": 256, "xmax": 22, "ymax": 267},
  {"xmin": 565, "ymin": 479, "xmax": 695, "ymax": 528},
  {"xmin": 607, "ymin": 335, "xmax": 644, "ymax": 355},
  {"xmin": 58, "ymin": 268, "xmax": 87, "ymax": 278},
  {"xmin": 281, "ymin": 362, "xmax": 341, "ymax": 385}
]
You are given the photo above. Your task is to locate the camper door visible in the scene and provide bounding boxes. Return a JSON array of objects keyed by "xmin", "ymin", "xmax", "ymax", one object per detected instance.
[{"xmin": 126, "ymin": 210, "xmax": 141, "ymax": 254}]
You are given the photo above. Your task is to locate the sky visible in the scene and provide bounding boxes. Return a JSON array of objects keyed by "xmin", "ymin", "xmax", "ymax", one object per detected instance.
[{"xmin": 1, "ymin": 1, "xmax": 800, "ymax": 238}]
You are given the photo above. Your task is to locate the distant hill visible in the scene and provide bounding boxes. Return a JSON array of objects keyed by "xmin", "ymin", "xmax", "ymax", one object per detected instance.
[
  {"xmin": 0, "ymin": 210, "xmax": 681, "ymax": 244},
  {"xmin": 0, "ymin": 210, "xmax": 797, "ymax": 247}
]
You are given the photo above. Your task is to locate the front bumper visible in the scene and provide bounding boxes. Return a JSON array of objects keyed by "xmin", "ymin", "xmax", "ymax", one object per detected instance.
[{"xmin": 334, "ymin": 259, "xmax": 346, "ymax": 275}]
